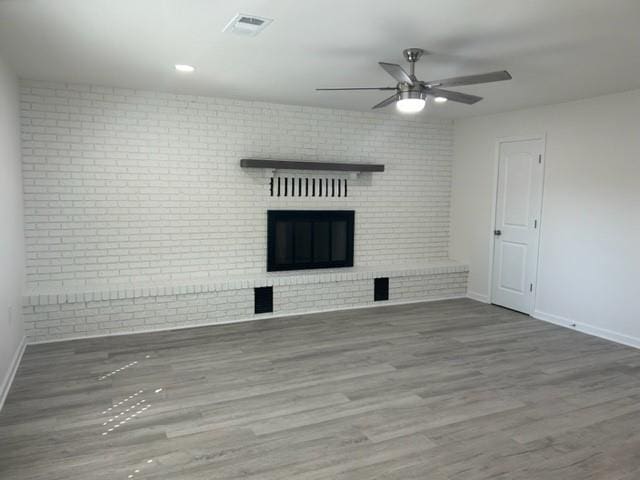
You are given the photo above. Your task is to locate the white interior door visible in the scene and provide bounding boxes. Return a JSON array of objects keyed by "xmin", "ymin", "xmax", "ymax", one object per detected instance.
[{"xmin": 491, "ymin": 138, "xmax": 545, "ymax": 314}]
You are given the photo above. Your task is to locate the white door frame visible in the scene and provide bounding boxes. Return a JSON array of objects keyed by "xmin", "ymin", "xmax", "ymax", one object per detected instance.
[{"xmin": 487, "ymin": 134, "xmax": 547, "ymax": 312}]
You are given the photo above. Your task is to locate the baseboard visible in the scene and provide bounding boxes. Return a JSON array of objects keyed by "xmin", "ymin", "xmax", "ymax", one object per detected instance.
[
  {"xmin": 467, "ymin": 291, "xmax": 490, "ymax": 303},
  {"xmin": 28, "ymin": 294, "xmax": 467, "ymax": 346},
  {"xmin": 0, "ymin": 336, "xmax": 27, "ymax": 412},
  {"xmin": 533, "ymin": 310, "xmax": 640, "ymax": 350}
]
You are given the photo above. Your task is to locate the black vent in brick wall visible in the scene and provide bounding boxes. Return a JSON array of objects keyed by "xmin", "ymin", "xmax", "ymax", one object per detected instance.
[
  {"xmin": 374, "ymin": 277, "xmax": 389, "ymax": 301},
  {"xmin": 255, "ymin": 287, "xmax": 273, "ymax": 314}
]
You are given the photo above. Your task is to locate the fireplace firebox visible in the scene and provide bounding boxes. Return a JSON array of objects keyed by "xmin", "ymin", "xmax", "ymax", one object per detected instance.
[{"xmin": 267, "ymin": 210, "xmax": 354, "ymax": 271}]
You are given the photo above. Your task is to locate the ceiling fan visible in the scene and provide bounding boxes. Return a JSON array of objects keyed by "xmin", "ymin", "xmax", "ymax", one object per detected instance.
[{"xmin": 316, "ymin": 48, "xmax": 512, "ymax": 113}]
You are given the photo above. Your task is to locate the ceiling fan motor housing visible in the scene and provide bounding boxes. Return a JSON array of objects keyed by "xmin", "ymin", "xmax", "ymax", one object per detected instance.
[{"xmin": 398, "ymin": 89, "xmax": 427, "ymax": 102}]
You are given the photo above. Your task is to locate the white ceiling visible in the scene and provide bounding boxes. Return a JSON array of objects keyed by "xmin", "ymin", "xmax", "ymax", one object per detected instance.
[{"xmin": 1, "ymin": 0, "xmax": 640, "ymax": 119}]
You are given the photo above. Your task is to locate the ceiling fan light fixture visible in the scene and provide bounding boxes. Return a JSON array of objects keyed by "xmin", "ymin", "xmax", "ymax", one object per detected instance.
[
  {"xmin": 396, "ymin": 91, "xmax": 426, "ymax": 114},
  {"xmin": 315, "ymin": 48, "xmax": 511, "ymax": 111}
]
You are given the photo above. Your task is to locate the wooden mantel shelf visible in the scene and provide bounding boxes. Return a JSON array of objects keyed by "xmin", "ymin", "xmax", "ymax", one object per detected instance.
[{"xmin": 240, "ymin": 159, "xmax": 384, "ymax": 174}]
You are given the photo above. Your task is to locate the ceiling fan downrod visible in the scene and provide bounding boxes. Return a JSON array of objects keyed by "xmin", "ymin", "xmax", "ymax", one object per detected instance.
[{"xmin": 403, "ymin": 48, "xmax": 424, "ymax": 80}]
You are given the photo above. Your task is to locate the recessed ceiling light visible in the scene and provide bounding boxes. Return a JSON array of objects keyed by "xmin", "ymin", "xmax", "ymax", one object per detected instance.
[
  {"xmin": 175, "ymin": 64, "xmax": 195, "ymax": 73},
  {"xmin": 434, "ymin": 96, "xmax": 448, "ymax": 103}
]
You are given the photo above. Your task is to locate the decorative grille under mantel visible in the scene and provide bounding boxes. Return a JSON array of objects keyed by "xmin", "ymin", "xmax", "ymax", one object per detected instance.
[{"xmin": 269, "ymin": 176, "xmax": 348, "ymax": 198}]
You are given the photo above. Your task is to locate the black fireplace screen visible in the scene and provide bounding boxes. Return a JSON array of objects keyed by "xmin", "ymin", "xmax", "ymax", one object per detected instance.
[{"xmin": 267, "ymin": 210, "xmax": 354, "ymax": 271}]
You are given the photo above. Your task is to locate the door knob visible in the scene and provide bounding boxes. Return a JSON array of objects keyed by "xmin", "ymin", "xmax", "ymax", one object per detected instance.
[{"xmin": 494, "ymin": 229, "xmax": 502, "ymax": 236}]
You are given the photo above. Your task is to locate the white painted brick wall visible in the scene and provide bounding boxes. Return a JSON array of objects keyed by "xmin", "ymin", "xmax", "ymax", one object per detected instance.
[
  {"xmin": 19, "ymin": 80, "xmax": 467, "ymax": 343},
  {"xmin": 275, "ymin": 279, "xmax": 372, "ymax": 313},
  {"xmin": 20, "ymin": 80, "xmax": 454, "ymax": 289},
  {"xmin": 23, "ymin": 272, "xmax": 468, "ymax": 342},
  {"xmin": 391, "ymin": 273, "xmax": 469, "ymax": 302}
]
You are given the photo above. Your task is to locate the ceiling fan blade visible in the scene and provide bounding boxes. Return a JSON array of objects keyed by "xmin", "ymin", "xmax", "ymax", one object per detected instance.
[
  {"xmin": 371, "ymin": 93, "xmax": 399, "ymax": 109},
  {"xmin": 428, "ymin": 88, "xmax": 483, "ymax": 105},
  {"xmin": 378, "ymin": 62, "xmax": 414, "ymax": 85},
  {"xmin": 423, "ymin": 70, "xmax": 512, "ymax": 88},
  {"xmin": 316, "ymin": 87, "xmax": 397, "ymax": 91}
]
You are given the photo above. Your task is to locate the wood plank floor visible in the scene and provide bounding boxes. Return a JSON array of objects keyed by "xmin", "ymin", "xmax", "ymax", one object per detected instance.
[{"xmin": 2, "ymin": 298, "xmax": 640, "ymax": 479}]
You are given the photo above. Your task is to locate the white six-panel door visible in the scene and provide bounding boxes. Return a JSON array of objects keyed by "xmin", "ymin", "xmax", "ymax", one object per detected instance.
[{"xmin": 491, "ymin": 138, "xmax": 545, "ymax": 314}]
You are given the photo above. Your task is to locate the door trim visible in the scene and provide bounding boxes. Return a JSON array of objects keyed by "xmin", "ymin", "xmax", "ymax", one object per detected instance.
[{"xmin": 487, "ymin": 134, "xmax": 547, "ymax": 313}]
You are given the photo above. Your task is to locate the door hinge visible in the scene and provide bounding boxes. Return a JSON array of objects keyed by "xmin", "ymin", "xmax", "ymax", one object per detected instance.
[
  {"xmin": 534, "ymin": 219, "xmax": 538, "ymax": 228},
  {"xmin": 538, "ymin": 154, "xmax": 542, "ymax": 164},
  {"xmin": 530, "ymin": 283, "xmax": 533, "ymax": 292}
]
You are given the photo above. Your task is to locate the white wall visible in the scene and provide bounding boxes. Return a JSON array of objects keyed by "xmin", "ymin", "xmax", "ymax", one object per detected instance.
[
  {"xmin": 0, "ymin": 55, "xmax": 25, "ymax": 405},
  {"xmin": 21, "ymin": 80, "xmax": 454, "ymax": 289},
  {"xmin": 452, "ymin": 89, "xmax": 640, "ymax": 346}
]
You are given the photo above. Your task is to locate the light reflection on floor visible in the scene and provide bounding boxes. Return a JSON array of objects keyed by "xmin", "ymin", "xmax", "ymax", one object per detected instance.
[
  {"xmin": 96, "ymin": 356, "xmax": 165, "ymax": 477},
  {"xmin": 127, "ymin": 459, "xmax": 155, "ymax": 478},
  {"xmin": 98, "ymin": 360, "xmax": 138, "ymax": 381}
]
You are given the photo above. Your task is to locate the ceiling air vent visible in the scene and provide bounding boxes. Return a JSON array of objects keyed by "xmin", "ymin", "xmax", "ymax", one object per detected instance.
[{"xmin": 223, "ymin": 13, "xmax": 273, "ymax": 36}]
